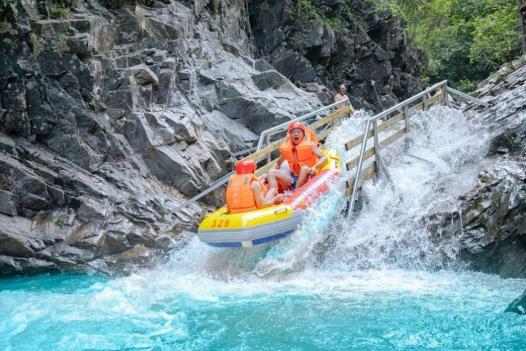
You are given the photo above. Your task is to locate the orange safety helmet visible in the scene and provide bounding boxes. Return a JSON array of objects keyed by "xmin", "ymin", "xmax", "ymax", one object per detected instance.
[
  {"xmin": 235, "ymin": 159, "xmax": 257, "ymax": 174},
  {"xmin": 288, "ymin": 121, "xmax": 306, "ymax": 134}
]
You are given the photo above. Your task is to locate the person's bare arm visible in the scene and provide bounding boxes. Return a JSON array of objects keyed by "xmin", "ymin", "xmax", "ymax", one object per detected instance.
[
  {"xmin": 349, "ymin": 101, "xmax": 355, "ymax": 113},
  {"xmin": 309, "ymin": 145, "xmax": 327, "ymax": 173},
  {"xmin": 252, "ymin": 181, "xmax": 284, "ymax": 207},
  {"xmin": 251, "ymin": 181, "xmax": 266, "ymax": 208},
  {"xmin": 273, "ymin": 155, "xmax": 284, "ymax": 169}
]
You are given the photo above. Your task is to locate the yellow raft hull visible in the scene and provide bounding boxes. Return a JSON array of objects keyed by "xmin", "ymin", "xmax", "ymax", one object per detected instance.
[{"xmin": 198, "ymin": 149, "xmax": 340, "ymax": 247}]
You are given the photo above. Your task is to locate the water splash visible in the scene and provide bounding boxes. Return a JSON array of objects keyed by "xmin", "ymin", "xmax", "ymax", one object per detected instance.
[
  {"xmin": 2, "ymin": 106, "xmax": 524, "ymax": 351},
  {"xmin": 322, "ymin": 106, "xmax": 489, "ymax": 271},
  {"xmin": 169, "ymin": 106, "xmax": 490, "ymax": 275}
]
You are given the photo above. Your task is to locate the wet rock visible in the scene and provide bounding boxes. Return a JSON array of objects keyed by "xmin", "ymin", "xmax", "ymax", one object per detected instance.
[
  {"xmin": 249, "ymin": 0, "xmax": 424, "ymax": 107},
  {"xmin": 252, "ymin": 70, "xmax": 289, "ymax": 90},
  {"xmin": 489, "ymin": 117, "xmax": 526, "ymax": 157},
  {"xmin": 254, "ymin": 58, "xmax": 273, "ymax": 72},
  {"xmin": 67, "ymin": 34, "xmax": 91, "ymax": 59},
  {"xmin": 201, "ymin": 110, "xmax": 258, "ymax": 152},
  {"xmin": 145, "ymin": 144, "xmax": 206, "ymax": 196},
  {"xmin": 432, "ymin": 61, "xmax": 526, "ymax": 279},
  {"xmin": 25, "ymin": 80, "xmax": 56, "ymax": 136},
  {"xmin": 77, "ymin": 196, "xmax": 109, "ymax": 223},
  {"xmin": 457, "ymin": 161, "xmax": 526, "ymax": 278},
  {"xmin": 506, "ymin": 290, "xmax": 526, "ymax": 314},
  {"xmin": 161, "ymin": 110, "xmax": 198, "ymax": 143},
  {"xmin": 0, "ymin": 255, "xmax": 60, "ymax": 276},
  {"xmin": 0, "ymin": 215, "xmax": 41, "ymax": 257},
  {"xmin": 129, "ymin": 64, "xmax": 159, "ymax": 86},
  {"xmin": 0, "ymin": 190, "xmax": 18, "ymax": 216},
  {"xmin": 157, "ymin": 69, "xmax": 176, "ymax": 105},
  {"xmin": 270, "ymin": 48, "xmax": 319, "ymax": 84}
]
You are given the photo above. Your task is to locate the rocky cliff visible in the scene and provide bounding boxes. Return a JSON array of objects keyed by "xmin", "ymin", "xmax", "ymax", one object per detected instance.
[
  {"xmin": 0, "ymin": 0, "xmax": 424, "ymax": 276},
  {"xmin": 248, "ymin": 0, "xmax": 424, "ymax": 109},
  {"xmin": 0, "ymin": 0, "xmax": 325, "ymax": 275},
  {"xmin": 459, "ymin": 60, "xmax": 526, "ymax": 314},
  {"xmin": 429, "ymin": 61, "xmax": 526, "ymax": 279}
]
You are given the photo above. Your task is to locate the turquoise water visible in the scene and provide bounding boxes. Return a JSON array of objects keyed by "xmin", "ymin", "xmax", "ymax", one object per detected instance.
[
  {"xmin": 1, "ymin": 268, "xmax": 525, "ymax": 350},
  {"xmin": 2, "ymin": 107, "xmax": 525, "ymax": 350}
]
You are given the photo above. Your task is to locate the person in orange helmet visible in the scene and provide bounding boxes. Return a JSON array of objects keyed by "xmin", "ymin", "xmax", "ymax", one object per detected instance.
[
  {"xmin": 226, "ymin": 159, "xmax": 284, "ymax": 213},
  {"xmin": 268, "ymin": 122, "xmax": 327, "ymax": 192}
]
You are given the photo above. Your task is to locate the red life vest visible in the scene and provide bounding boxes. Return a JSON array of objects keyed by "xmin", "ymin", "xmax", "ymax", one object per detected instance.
[
  {"xmin": 279, "ymin": 137, "xmax": 318, "ymax": 176},
  {"xmin": 226, "ymin": 174, "xmax": 268, "ymax": 213}
]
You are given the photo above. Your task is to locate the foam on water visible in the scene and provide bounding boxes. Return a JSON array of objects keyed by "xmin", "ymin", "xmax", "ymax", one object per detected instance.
[
  {"xmin": 1, "ymin": 269, "xmax": 525, "ymax": 350},
  {"xmin": 1, "ymin": 106, "xmax": 525, "ymax": 350},
  {"xmin": 321, "ymin": 106, "xmax": 491, "ymax": 272}
]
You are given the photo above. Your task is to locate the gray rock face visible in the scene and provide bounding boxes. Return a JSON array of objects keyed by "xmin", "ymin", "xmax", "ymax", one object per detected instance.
[
  {"xmin": 506, "ymin": 290, "xmax": 526, "ymax": 314},
  {"xmin": 0, "ymin": 0, "xmax": 324, "ymax": 276},
  {"xmin": 427, "ymin": 63, "xmax": 526, "ymax": 279},
  {"xmin": 0, "ymin": 0, "xmax": 423, "ymax": 276},
  {"xmin": 0, "ymin": 190, "xmax": 19, "ymax": 216},
  {"xmin": 456, "ymin": 160, "xmax": 526, "ymax": 278},
  {"xmin": 248, "ymin": 0, "xmax": 424, "ymax": 111}
]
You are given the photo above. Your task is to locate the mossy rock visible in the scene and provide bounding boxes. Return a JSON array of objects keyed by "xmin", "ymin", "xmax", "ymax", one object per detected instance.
[{"xmin": 99, "ymin": 0, "xmax": 154, "ymax": 10}]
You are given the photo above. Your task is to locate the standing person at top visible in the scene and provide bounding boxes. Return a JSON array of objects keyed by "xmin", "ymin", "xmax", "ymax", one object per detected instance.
[
  {"xmin": 267, "ymin": 122, "xmax": 327, "ymax": 192},
  {"xmin": 334, "ymin": 84, "xmax": 355, "ymax": 112},
  {"xmin": 226, "ymin": 159, "xmax": 283, "ymax": 213}
]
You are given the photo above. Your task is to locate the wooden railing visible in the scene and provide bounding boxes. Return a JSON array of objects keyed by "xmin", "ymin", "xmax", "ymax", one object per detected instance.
[
  {"xmin": 344, "ymin": 88, "xmax": 444, "ymax": 186},
  {"xmin": 249, "ymin": 105, "xmax": 352, "ymax": 175},
  {"xmin": 174, "ymin": 101, "xmax": 353, "ymax": 210},
  {"xmin": 176, "ymin": 79, "xmax": 488, "ymax": 212}
]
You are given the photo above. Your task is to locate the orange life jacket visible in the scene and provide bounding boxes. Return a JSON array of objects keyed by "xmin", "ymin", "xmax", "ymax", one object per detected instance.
[
  {"xmin": 305, "ymin": 128, "xmax": 319, "ymax": 145},
  {"xmin": 279, "ymin": 137, "xmax": 318, "ymax": 176},
  {"xmin": 226, "ymin": 174, "xmax": 268, "ymax": 213}
]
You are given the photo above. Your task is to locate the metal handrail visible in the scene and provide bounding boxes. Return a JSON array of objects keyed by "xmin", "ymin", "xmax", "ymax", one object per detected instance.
[
  {"xmin": 175, "ymin": 99, "xmax": 351, "ymax": 211},
  {"xmin": 178, "ymin": 80, "xmax": 487, "ymax": 214},
  {"xmin": 347, "ymin": 118, "xmax": 371, "ymax": 220},
  {"xmin": 173, "ymin": 171, "xmax": 233, "ymax": 212},
  {"xmin": 365, "ymin": 80, "xmax": 447, "ymax": 124},
  {"xmin": 344, "ymin": 80, "xmax": 489, "ymax": 219},
  {"xmin": 255, "ymin": 98, "xmax": 349, "ymax": 150},
  {"xmin": 446, "ymin": 87, "xmax": 489, "ymax": 107},
  {"xmin": 345, "ymin": 80, "xmax": 448, "ymax": 219}
]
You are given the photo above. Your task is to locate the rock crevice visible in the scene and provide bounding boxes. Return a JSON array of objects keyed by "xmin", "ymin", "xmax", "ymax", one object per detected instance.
[{"xmin": 0, "ymin": 0, "xmax": 324, "ymax": 275}]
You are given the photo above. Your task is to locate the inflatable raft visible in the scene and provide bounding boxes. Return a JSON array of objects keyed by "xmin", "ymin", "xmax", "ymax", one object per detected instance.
[{"xmin": 198, "ymin": 149, "xmax": 340, "ymax": 247}]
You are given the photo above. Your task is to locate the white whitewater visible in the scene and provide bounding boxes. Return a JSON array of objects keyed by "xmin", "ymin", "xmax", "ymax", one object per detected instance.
[
  {"xmin": 158, "ymin": 105, "xmax": 490, "ymax": 279},
  {"xmin": 4, "ymin": 106, "xmax": 525, "ymax": 351}
]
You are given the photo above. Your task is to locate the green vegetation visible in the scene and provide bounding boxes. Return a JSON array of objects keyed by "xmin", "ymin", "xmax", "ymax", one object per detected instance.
[
  {"xmin": 33, "ymin": 0, "xmax": 153, "ymax": 15},
  {"xmin": 0, "ymin": 0, "xmax": 15, "ymax": 20},
  {"xmin": 99, "ymin": 0, "xmax": 153, "ymax": 9},
  {"xmin": 294, "ymin": 0, "xmax": 364, "ymax": 32},
  {"xmin": 56, "ymin": 32, "xmax": 69, "ymax": 53},
  {"xmin": 0, "ymin": 0, "xmax": 14, "ymax": 8},
  {"xmin": 35, "ymin": 0, "xmax": 75, "ymax": 19},
  {"xmin": 296, "ymin": 0, "xmax": 318, "ymax": 21},
  {"xmin": 381, "ymin": 0, "xmax": 523, "ymax": 91}
]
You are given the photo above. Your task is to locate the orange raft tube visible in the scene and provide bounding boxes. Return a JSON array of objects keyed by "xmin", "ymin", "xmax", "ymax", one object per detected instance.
[{"xmin": 198, "ymin": 149, "xmax": 340, "ymax": 247}]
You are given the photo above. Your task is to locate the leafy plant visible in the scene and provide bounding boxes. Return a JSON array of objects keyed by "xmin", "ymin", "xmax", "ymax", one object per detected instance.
[
  {"xmin": 0, "ymin": 0, "xmax": 15, "ymax": 8},
  {"xmin": 56, "ymin": 33, "xmax": 69, "ymax": 53},
  {"xmin": 99, "ymin": 0, "xmax": 153, "ymax": 9},
  {"xmin": 380, "ymin": 0, "xmax": 522, "ymax": 90},
  {"xmin": 51, "ymin": 4, "xmax": 70, "ymax": 19},
  {"xmin": 0, "ymin": 0, "xmax": 16, "ymax": 20},
  {"xmin": 296, "ymin": 0, "xmax": 322, "ymax": 23}
]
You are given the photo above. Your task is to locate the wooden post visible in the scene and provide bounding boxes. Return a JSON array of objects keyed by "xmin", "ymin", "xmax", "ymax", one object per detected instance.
[
  {"xmin": 403, "ymin": 104, "xmax": 409, "ymax": 132},
  {"xmin": 265, "ymin": 134, "xmax": 271, "ymax": 164},
  {"xmin": 373, "ymin": 120, "xmax": 381, "ymax": 177}
]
